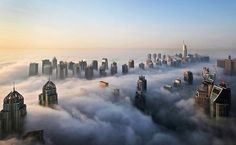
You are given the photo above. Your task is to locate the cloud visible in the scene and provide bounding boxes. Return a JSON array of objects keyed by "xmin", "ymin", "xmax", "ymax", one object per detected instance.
[{"xmin": 0, "ymin": 60, "xmax": 235, "ymax": 145}]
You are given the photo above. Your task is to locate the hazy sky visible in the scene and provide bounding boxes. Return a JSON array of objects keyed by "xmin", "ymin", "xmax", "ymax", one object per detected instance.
[{"xmin": 0, "ymin": 0, "xmax": 236, "ymax": 52}]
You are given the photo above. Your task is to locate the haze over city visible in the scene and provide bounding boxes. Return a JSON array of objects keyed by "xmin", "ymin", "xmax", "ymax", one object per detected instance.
[{"xmin": 0, "ymin": 0, "xmax": 236, "ymax": 145}]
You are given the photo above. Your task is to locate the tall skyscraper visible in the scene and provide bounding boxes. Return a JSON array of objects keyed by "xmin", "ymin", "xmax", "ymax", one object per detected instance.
[
  {"xmin": 42, "ymin": 59, "xmax": 52, "ymax": 75},
  {"xmin": 147, "ymin": 54, "xmax": 152, "ymax": 60},
  {"xmin": 57, "ymin": 61, "xmax": 68, "ymax": 79},
  {"xmin": 73, "ymin": 63, "xmax": 80, "ymax": 77},
  {"xmin": 210, "ymin": 82, "xmax": 231, "ymax": 118},
  {"xmin": 29, "ymin": 63, "xmax": 39, "ymax": 77},
  {"xmin": 183, "ymin": 71, "xmax": 193, "ymax": 84},
  {"xmin": 153, "ymin": 53, "xmax": 157, "ymax": 62},
  {"xmin": 135, "ymin": 76, "xmax": 147, "ymax": 112},
  {"xmin": 122, "ymin": 64, "xmax": 128, "ymax": 74},
  {"xmin": 0, "ymin": 87, "xmax": 27, "ymax": 138},
  {"xmin": 110, "ymin": 62, "xmax": 118, "ymax": 75},
  {"xmin": 139, "ymin": 63, "xmax": 145, "ymax": 70},
  {"xmin": 99, "ymin": 65, "xmax": 107, "ymax": 77},
  {"xmin": 85, "ymin": 65, "xmax": 94, "ymax": 80},
  {"xmin": 136, "ymin": 76, "xmax": 147, "ymax": 92},
  {"xmin": 79, "ymin": 60, "xmax": 87, "ymax": 71},
  {"xmin": 182, "ymin": 41, "xmax": 187, "ymax": 59},
  {"xmin": 52, "ymin": 57, "xmax": 57, "ymax": 70},
  {"xmin": 92, "ymin": 60, "xmax": 98, "ymax": 70},
  {"xmin": 195, "ymin": 79, "xmax": 214, "ymax": 113},
  {"xmin": 68, "ymin": 61, "xmax": 75, "ymax": 71},
  {"xmin": 128, "ymin": 60, "xmax": 134, "ymax": 68},
  {"xmin": 39, "ymin": 80, "xmax": 58, "ymax": 107},
  {"xmin": 102, "ymin": 58, "xmax": 108, "ymax": 70}
]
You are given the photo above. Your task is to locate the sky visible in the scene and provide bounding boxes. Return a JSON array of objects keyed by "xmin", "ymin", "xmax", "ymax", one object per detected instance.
[{"xmin": 0, "ymin": 0, "xmax": 236, "ymax": 54}]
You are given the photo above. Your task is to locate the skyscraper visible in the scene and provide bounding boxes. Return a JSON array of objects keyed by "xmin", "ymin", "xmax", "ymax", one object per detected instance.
[
  {"xmin": 183, "ymin": 71, "xmax": 193, "ymax": 84},
  {"xmin": 128, "ymin": 60, "xmax": 134, "ymax": 68},
  {"xmin": 57, "ymin": 61, "xmax": 68, "ymax": 79},
  {"xmin": 29, "ymin": 63, "xmax": 38, "ymax": 77},
  {"xmin": 110, "ymin": 62, "xmax": 118, "ymax": 75},
  {"xmin": 135, "ymin": 76, "xmax": 147, "ymax": 112},
  {"xmin": 210, "ymin": 82, "xmax": 231, "ymax": 118},
  {"xmin": 42, "ymin": 59, "xmax": 52, "ymax": 75},
  {"xmin": 79, "ymin": 60, "xmax": 87, "ymax": 71},
  {"xmin": 102, "ymin": 58, "xmax": 108, "ymax": 70},
  {"xmin": 122, "ymin": 64, "xmax": 128, "ymax": 74},
  {"xmin": 182, "ymin": 41, "xmax": 187, "ymax": 59},
  {"xmin": 52, "ymin": 57, "xmax": 57, "ymax": 70},
  {"xmin": 139, "ymin": 63, "xmax": 145, "ymax": 70},
  {"xmin": 0, "ymin": 87, "xmax": 27, "ymax": 138},
  {"xmin": 85, "ymin": 65, "xmax": 94, "ymax": 80},
  {"xmin": 99, "ymin": 65, "xmax": 107, "ymax": 77},
  {"xmin": 73, "ymin": 63, "xmax": 80, "ymax": 77},
  {"xmin": 92, "ymin": 60, "xmax": 98, "ymax": 70},
  {"xmin": 39, "ymin": 80, "xmax": 58, "ymax": 107}
]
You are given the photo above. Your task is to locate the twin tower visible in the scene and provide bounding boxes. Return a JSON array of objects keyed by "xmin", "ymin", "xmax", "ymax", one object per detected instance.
[{"xmin": 0, "ymin": 80, "xmax": 58, "ymax": 138}]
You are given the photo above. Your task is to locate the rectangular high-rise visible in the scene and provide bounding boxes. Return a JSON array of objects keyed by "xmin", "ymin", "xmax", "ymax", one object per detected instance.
[{"xmin": 29, "ymin": 63, "xmax": 38, "ymax": 76}]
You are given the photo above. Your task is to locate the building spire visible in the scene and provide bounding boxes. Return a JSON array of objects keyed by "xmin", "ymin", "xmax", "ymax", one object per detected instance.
[{"xmin": 13, "ymin": 82, "xmax": 15, "ymax": 91}]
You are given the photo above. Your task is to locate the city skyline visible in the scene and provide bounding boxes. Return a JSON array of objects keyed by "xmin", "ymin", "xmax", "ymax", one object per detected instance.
[{"xmin": 0, "ymin": 0, "xmax": 236, "ymax": 53}]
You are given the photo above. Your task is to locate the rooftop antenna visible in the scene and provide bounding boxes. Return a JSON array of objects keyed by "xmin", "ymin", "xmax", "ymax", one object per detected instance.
[
  {"xmin": 49, "ymin": 74, "xmax": 51, "ymax": 81},
  {"xmin": 13, "ymin": 82, "xmax": 15, "ymax": 91}
]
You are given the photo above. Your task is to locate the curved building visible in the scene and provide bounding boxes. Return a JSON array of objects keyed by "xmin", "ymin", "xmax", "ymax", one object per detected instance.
[{"xmin": 39, "ymin": 80, "xmax": 58, "ymax": 107}]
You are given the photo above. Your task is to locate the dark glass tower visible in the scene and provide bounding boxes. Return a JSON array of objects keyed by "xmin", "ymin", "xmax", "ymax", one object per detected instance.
[{"xmin": 0, "ymin": 87, "xmax": 27, "ymax": 138}]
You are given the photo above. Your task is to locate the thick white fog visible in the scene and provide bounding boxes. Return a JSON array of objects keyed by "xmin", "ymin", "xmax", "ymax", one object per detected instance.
[{"xmin": 0, "ymin": 55, "xmax": 236, "ymax": 145}]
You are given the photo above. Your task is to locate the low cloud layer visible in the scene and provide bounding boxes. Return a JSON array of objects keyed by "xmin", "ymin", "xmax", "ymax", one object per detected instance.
[{"xmin": 0, "ymin": 60, "xmax": 236, "ymax": 145}]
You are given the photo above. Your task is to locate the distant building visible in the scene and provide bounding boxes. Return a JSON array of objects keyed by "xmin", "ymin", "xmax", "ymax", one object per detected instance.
[
  {"xmin": 85, "ymin": 65, "xmax": 94, "ymax": 80},
  {"xmin": 0, "ymin": 87, "xmax": 27, "ymax": 138},
  {"xmin": 68, "ymin": 61, "xmax": 75, "ymax": 71},
  {"xmin": 39, "ymin": 80, "xmax": 58, "ymax": 107},
  {"xmin": 102, "ymin": 58, "xmax": 108, "ymax": 70},
  {"xmin": 42, "ymin": 59, "xmax": 52, "ymax": 75},
  {"xmin": 158, "ymin": 53, "xmax": 161, "ymax": 59},
  {"xmin": 139, "ymin": 63, "xmax": 145, "ymax": 70},
  {"xmin": 92, "ymin": 60, "xmax": 98, "ymax": 70},
  {"xmin": 217, "ymin": 56, "xmax": 236, "ymax": 75},
  {"xmin": 29, "ymin": 63, "xmax": 38, "ymax": 76},
  {"xmin": 146, "ymin": 59, "xmax": 153, "ymax": 68},
  {"xmin": 110, "ymin": 62, "xmax": 117, "ymax": 75},
  {"xmin": 184, "ymin": 71, "xmax": 193, "ymax": 84},
  {"xmin": 147, "ymin": 54, "xmax": 152, "ymax": 60},
  {"xmin": 73, "ymin": 63, "xmax": 80, "ymax": 77},
  {"xmin": 99, "ymin": 65, "xmax": 107, "ymax": 77},
  {"xmin": 128, "ymin": 60, "xmax": 134, "ymax": 68},
  {"xmin": 52, "ymin": 57, "xmax": 57, "ymax": 70},
  {"xmin": 210, "ymin": 82, "xmax": 231, "ymax": 118},
  {"xmin": 182, "ymin": 42, "xmax": 187, "ymax": 59},
  {"xmin": 79, "ymin": 60, "xmax": 87, "ymax": 71},
  {"xmin": 135, "ymin": 76, "xmax": 147, "ymax": 112},
  {"xmin": 57, "ymin": 61, "xmax": 68, "ymax": 79},
  {"xmin": 122, "ymin": 64, "xmax": 128, "ymax": 74},
  {"xmin": 153, "ymin": 53, "xmax": 157, "ymax": 62}
]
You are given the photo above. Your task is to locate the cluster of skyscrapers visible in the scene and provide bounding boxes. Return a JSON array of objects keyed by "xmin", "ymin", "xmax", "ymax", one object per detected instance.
[
  {"xmin": 144, "ymin": 43, "xmax": 209, "ymax": 69},
  {"xmin": 194, "ymin": 67, "xmax": 231, "ymax": 118},
  {"xmin": 0, "ymin": 79, "xmax": 58, "ymax": 140}
]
